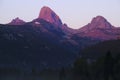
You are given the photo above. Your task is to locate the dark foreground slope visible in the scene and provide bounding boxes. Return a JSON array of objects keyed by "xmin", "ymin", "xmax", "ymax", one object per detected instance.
[
  {"xmin": 0, "ymin": 18, "xmax": 102, "ymax": 71},
  {"xmin": 0, "ymin": 22, "xmax": 76, "ymax": 69},
  {"xmin": 80, "ymin": 39, "xmax": 120, "ymax": 59}
]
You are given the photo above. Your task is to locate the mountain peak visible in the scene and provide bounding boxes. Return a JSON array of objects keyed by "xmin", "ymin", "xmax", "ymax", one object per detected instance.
[
  {"xmin": 83, "ymin": 15, "xmax": 114, "ymax": 30},
  {"xmin": 78, "ymin": 16, "xmax": 120, "ymax": 40},
  {"xmin": 8, "ymin": 17, "xmax": 25, "ymax": 25},
  {"xmin": 38, "ymin": 6, "xmax": 62, "ymax": 26},
  {"xmin": 91, "ymin": 16, "xmax": 107, "ymax": 23}
]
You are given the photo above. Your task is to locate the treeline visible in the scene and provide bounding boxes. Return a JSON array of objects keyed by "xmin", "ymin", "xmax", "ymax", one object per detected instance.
[
  {"xmin": 58, "ymin": 51, "xmax": 120, "ymax": 80},
  {"xmin": 0, "ymin": 51, "xmax": 120, "ymax": 80}
]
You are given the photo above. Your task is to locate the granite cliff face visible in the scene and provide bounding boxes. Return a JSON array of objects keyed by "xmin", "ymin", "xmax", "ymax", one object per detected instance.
[{"xmin": 38, "ymin": 6, "xmax": 62, "ymax": 27}]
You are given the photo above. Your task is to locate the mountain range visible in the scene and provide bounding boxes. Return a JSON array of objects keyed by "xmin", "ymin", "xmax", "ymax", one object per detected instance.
[
  {"xmin": 0, "ymin": 6, "xmax": 120, "ymax": 69},
  {"xmin": 8, "ymin": 6, "xmax": 120, "ymax": 40}
]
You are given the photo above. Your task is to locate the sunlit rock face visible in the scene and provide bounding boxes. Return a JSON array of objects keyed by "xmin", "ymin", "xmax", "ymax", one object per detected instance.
[
  {"xmin": 78, "ymin": 16, "xmax": 120, "ymax": 40},
  {"xmin": 38, "ymin": 6, "xmax": 62, "ymax": 27},
  {"xmin": 80, "ymin": 16, "xmax": 114, "ymax": 32},
  {"xmin": 8, "ymin": 17, "xmax": 26, "ymax": 25}
]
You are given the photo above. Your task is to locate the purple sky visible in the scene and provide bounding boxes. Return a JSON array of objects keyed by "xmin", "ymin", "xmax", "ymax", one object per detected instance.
[{"xmin": 0, "ymin": 0, "xmax": 120, "ymax": 29}]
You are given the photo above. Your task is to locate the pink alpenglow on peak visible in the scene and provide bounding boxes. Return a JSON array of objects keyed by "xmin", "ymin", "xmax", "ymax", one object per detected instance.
[
  {"xmin": 8, "ymin": 17, "xmax": 26, "ymax": 25},
  {"xmin": 38, "ymin": 6, "xmax": 62, "ymax": 27},
  {"xmin": 80, "ymin": 16, "xmax": 114, "ymax": 32},
  {"xmin": 90, "ymin": 16, "xmax": 114, "ymax": 29},
  {"xmin": 78, "ymin": 15, "xmax": 120, "ymax": 40}
]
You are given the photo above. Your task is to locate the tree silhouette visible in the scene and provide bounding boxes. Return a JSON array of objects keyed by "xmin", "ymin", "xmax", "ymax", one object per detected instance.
[
  {"xmin": 59, "ymin": 67, "xmax": 66, "ymax": 80},
  {"xmin": 104, "ymin": 51, "xmax": 116, "ymax": 80},
  {"xmin": 113, "ymin": 53, "xmax": 120, "ymax": 80},
  {"xmin": 73, "ymin": 58, "xmax": 89, "ymax": 80}
]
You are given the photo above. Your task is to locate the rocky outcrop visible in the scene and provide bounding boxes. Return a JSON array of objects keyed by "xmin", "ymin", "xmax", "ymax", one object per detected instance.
[
  {"xmin": 38, "ymin": 6, "xmax": 62, "ymax": 27},
  {"xmin": 8, "ymin": 17, "xmax": 25, "ymax": 25}
]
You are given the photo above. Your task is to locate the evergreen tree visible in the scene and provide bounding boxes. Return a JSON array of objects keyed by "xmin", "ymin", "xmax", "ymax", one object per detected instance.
[
  {"xmin": 104, "ymin": 51, "xmax": 116, "ymax": 80},
  {"xmin": 59, "ymin": 67, "xmax": 66, "ymax": 80},
  {"xmin": 73, "ymin": 58, "xmax": 89, "ymax": 80}
]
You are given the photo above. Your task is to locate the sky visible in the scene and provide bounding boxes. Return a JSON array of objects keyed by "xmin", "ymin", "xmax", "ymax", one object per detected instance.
[{"xmin": 0, "ymin": 0, "xmax": 120, "ymax": 29}]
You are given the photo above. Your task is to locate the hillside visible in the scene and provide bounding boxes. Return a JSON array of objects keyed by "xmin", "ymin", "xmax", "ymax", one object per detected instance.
[{"xmin": 80, "ymin": 40, "xmax": 120, "ymax": 59}]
